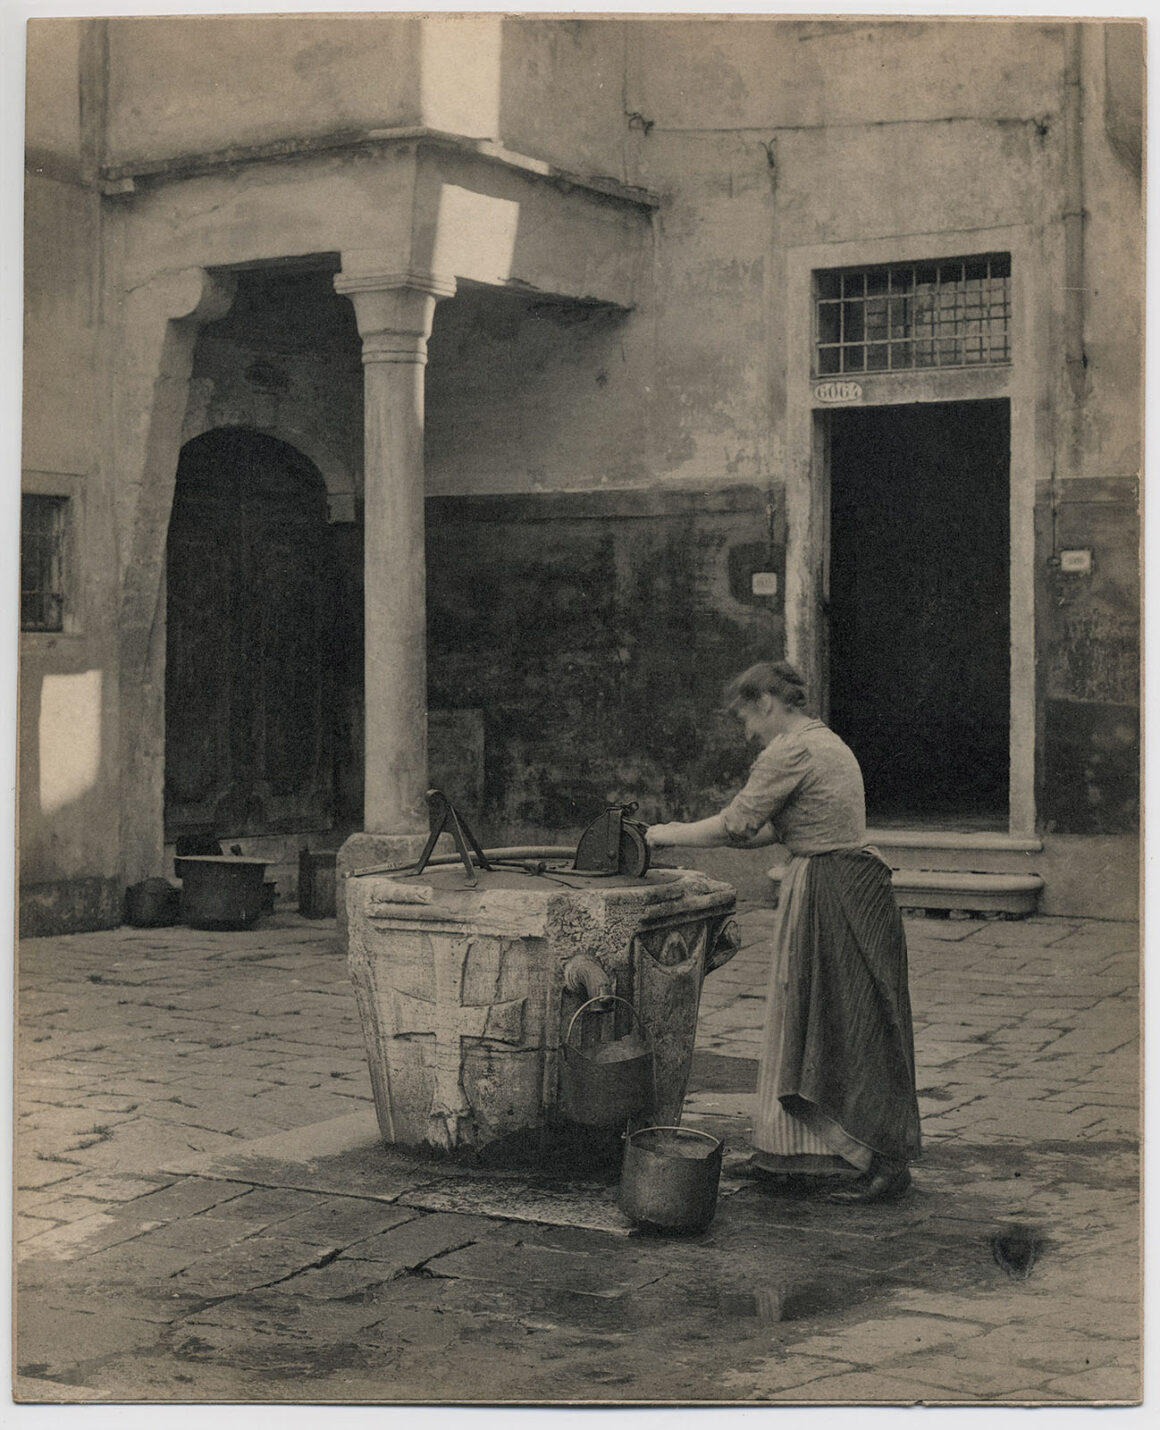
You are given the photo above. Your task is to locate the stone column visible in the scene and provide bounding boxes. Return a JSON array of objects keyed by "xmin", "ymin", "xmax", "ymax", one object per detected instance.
[{"xmin": 333, "ymin": 269, "xmax": 456, "ymax": 900}]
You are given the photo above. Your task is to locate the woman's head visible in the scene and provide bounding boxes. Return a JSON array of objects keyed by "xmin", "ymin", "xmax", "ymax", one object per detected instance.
[
  {"xmin": 725, "ymin": 661, "xmax": 808, "ymax": 712},
  {"xmin": 724, "ymin": 661, "xmax": 809, "ymax": 741}
]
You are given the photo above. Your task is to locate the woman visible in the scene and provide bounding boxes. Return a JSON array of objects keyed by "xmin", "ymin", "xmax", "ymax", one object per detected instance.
[{"xmin": 646, "ymin": 660, "xmax": 920, "ymax": 1203}]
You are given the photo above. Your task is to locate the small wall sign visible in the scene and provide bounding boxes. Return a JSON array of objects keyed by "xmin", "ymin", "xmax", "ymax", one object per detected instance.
[
  {"xmin": 813, "ymin": 380, "xmax": 863, "ymax": 404},
  {"xmin": 751, "ymin": 572, "xmax": 778, "ymax": 597}
]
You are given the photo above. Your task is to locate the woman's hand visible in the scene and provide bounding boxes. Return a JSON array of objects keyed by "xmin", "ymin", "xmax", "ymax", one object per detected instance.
[{"xmin": 645, "ymin": 822, "xmax": 682, "ymax": 848}]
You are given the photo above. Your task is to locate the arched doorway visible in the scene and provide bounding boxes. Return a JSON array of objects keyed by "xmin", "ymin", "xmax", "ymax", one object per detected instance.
[{"xmin": 164, "ymin": 428, "xmax": 337, "ymax": 839}]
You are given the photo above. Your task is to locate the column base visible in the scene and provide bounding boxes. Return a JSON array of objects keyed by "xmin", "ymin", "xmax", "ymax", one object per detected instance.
[{"xmin": 336, "ymin": 830, "xmax": 448, "ymax": 943}]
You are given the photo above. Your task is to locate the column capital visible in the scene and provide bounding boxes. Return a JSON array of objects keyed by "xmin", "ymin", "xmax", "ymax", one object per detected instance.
[
  {"xmin": 334, "ymin": 269, "xmax": 457, "ymax": 301},
  {"xmin": 334, "ymin": 270, "xmax": 457, "ymax": 364}
]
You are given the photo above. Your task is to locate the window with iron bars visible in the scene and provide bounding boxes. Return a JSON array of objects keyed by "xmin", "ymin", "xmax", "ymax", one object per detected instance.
[
  {"xmin": 21, "ymin": 494, "xmax": 68, "ymax": 632},
  {"xmin": 815, "ymin": 254, "xmax": 1011, "ymax": 375}
]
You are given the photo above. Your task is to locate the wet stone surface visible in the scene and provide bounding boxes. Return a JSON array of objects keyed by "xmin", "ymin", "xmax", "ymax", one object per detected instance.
[{"xmin": 14, "ymin": 908, "xmax": 1141, "ymax": 1404}]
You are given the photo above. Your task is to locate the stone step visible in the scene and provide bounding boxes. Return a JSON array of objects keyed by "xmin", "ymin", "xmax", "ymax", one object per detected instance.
[
  {"xmin": 766, "ymin": 865, "xmax": 1044, "ymax": 917},
  {"xmin": 866, "ymin": 828, "xmax": 1043, "ymax": 855}
]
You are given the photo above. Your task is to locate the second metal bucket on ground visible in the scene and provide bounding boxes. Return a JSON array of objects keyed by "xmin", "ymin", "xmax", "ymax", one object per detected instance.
[{"xmin": 618, "ymin": 1125, "xmax": 724, "ymax": 1233}]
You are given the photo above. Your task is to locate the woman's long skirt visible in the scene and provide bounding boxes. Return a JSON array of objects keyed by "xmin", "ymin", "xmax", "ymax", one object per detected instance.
[{"xmin": 751, "ymin": 848, "xmax": 921, "ymax": 1173}]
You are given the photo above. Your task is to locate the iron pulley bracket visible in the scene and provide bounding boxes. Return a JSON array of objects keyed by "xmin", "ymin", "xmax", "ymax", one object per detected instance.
[{"xmin": 571, "ymin": 802, "xmax": 651, "ymax": 879}]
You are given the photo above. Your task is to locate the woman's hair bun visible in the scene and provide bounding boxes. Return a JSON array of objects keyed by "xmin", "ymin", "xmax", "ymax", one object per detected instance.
[{"xmin": 724, "ymin": 660, "xmax": 809, "ymax": 710}]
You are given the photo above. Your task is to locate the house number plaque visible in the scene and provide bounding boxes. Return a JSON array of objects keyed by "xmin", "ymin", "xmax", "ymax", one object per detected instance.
[{"xmin": 813, "ymin": 380, "xmax": 863, "ymax": 404}]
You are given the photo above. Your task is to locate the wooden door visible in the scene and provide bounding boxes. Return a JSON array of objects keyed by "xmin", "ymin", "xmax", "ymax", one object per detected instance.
[{"xmin": 164, "ymin": 428, "xmax": 336, "ymax": 838}]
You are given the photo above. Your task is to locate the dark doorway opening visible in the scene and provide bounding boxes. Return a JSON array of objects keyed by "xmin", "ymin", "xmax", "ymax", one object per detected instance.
[
  {"xmin": 164, "ymin": 428, "xmax": 338, "ymax": 839},
  {"xmin": 826, "ymin": 399, "xmax": 1010, "ymax": 829}
]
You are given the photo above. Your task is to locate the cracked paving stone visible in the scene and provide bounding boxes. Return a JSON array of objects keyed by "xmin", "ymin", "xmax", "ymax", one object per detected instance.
[
  {"xmin": 428, "ymin": 1239, "xmax": 664, "ymax": 1298},
  {"xmin": 15, "ymin": 1158, "xmax": 87, "ymax": 1191},
  {"xmin": 270, "ymin": 1195, "xmax": 418, "ymax": 1247},
  {"xmin": 965, "ymin": 1323, "xmax": 1127, "ymax": 1375},
  {"xmin": 719, "ymin": 1352, "xmax": 860, "ymax": 1396},
  {"xmin": 167, "ymin": 1235, "xmax": 342, "ymax": 1298},
  {"xmin": 17, "ymin": 1207, "xmax": 174, "ymax": 1260},
  {"xmin": 118, "ymin": 1177, "xmax": 251, "ymax": 1221},
  {"xmin": 339, "ymin": 1211, "xmax": 498, "ymax": 1268},
  {"xmin": 257, "ymin": 1256, "xmax": 403, "ymax": 1300}
]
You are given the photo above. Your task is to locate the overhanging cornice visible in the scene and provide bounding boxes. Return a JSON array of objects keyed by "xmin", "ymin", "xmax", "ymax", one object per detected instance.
[{"xmin": 96, "ymin": 126, "xmax": 662, "ymax": 212}]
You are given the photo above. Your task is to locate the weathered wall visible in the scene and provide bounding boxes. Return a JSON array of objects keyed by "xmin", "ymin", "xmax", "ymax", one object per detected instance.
[
  {"xmin": 1036, "ymin": 480, "xmax": 1140, "ymax": 836},
  {"xmin": 22, "ymin": 31, "xmax": 123, "ymax": 933},
  {"xmin": 25, "ymin": 19, "xmax": 85, "ymax": 166},
  {"xmin": 496, "ymin": 19, "xmax": 631, "ymax": 179},
  {"xmin": 20, "ymin": 16, "xmax": 1143, "ymax": 932},
  {"xmin": 425, "ymin": 287, "xmax": 649, "ymax": 494},
  {"xmin": 103, "ymin": 14, "xmax": 421, "ymax": 166},
  {"xmin": 1029, "ymin": 24, "xmax": 1142, "ymax": 837},
  {"xmin": 424, "ymin": 487, "xmax": 783, "ymax": 845}
]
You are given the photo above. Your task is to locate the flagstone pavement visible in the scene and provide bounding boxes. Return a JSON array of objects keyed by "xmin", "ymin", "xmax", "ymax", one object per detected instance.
[{"xmin": 11, "ymin": 900, "xmax": 1142, "ymax": 1406}]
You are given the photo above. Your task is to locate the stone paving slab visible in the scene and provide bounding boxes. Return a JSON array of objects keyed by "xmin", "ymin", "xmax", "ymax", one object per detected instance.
[{"xmin": 13, "ymin": 908, "xmax": 1142, "ymax": 1405}]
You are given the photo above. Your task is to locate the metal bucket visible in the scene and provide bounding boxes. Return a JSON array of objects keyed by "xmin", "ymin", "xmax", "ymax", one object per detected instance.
[
  {"xmin": 124, "ymin": 877, "xmax": 181, "ymax": 928},
  {"xmin": 177, "ymin": 856, "xmax": 267, "ymax": 930},
  {"xmin": 560, "ymin": 996, "xmax": 655, "ymax": 1128},
  {"xmin": 617, "ymin": 1125, "xmax": 724, "ymax": 1233}
]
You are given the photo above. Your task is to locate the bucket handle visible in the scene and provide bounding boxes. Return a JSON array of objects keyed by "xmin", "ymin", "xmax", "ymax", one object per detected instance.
[
  {"xmin": 565, "ymin": 995, "xmax": 647, "ymax": 1050},
  {"xmin": 628, "ymin": 1125, "xmax": 722, "ymax": 1150}
]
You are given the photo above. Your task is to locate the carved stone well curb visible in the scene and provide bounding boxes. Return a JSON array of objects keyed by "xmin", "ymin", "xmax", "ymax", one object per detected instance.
[{"xmin": 345, "ymin": 866, "xmax": 738, "ymax": 1159}]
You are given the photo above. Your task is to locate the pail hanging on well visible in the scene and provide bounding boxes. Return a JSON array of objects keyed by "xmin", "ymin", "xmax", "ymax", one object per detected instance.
[
  {"xmin": 560, "ymin": 996, "xmax": 655, "ymax": 1128},
  {"xmin": 617, "ymin": 1125, "xmax": 724, "ymax": 1233}
]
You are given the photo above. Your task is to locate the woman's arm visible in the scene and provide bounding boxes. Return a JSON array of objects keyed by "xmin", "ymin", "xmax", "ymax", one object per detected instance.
[
  {"xmin": 646, "ymin": 814, "xmax": 730, "ymax": 849},
  {"xmin": 735, "ymin": 820, "xmax": 778, "ymax": 849},
  {"xmin": 648, "ymin": 740, "xmax": 806, "ymax": 851},
  {"xmin": 647, "ymin": 816, "xmax": 779, "ymax": 850}
]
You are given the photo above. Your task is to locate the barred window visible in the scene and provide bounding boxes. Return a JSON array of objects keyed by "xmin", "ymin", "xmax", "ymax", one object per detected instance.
[
  {"xmin": 21, "ymin": 494, "xmax": 68, "ymax": 632},
  {"xmin": 815, "ymin": 254, "xmax": 1011, "ymax": 375}
]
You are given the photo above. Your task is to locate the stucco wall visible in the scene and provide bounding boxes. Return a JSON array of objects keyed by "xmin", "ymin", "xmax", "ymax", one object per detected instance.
[
  {"xmin": 21, "ymin": 174, "xmax": 121, "ymax": 932},
  {"xmin": 25, "ymin": 19, "xmax": 84, "ymax": 164},
  {"xmin": 425, "ymin": 287, "xmax": 650, "ymax": 495},
  {"xmin": 103, "ymin": 14, "xmax": 421, "ymax": 166},
  {"xmin": 19, "ymin": 16, "xmax": 1143, "ymax": 932}
]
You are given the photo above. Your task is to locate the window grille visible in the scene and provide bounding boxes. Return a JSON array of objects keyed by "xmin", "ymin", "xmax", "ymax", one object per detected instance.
[
  {"xmin": 21, "ymin": 494, "xmax": 67, "ymax": 632},
  {"xmin": 815, "ymin": 254, "xmax": 1011, "ymax": 375}
]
